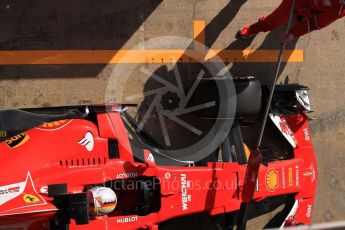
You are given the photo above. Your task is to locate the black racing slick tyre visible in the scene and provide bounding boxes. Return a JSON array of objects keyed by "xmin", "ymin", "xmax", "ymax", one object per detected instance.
[{"xmin": 189, "ymin": 76, "xmax": 262, "ymax": 119}]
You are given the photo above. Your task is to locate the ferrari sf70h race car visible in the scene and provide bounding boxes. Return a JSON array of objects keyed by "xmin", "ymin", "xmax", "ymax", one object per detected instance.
[{"xmin": 0, "ymin": 77, "xmax": 317, "ymax": 229}]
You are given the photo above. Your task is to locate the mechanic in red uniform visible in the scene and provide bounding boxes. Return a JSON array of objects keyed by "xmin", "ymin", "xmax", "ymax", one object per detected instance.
[{"xmin": 238, "ymin": 0, "xmax": 345, "ymax": 43}]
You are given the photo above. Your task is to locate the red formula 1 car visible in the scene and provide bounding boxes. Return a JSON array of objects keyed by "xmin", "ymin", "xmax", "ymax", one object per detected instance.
[{"xmin": 0, "ymin": 77, "xmax": 317, "ymax": 229}]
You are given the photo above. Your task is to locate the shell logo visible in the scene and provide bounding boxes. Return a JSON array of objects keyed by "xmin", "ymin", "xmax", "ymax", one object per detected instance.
[{"xmin": 265, "ymin": 168, "xmax": 279, "ymax": 192}]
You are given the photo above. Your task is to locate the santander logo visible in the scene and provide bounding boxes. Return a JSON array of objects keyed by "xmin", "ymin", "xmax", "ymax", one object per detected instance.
[{"xmin": 78, "ymin": 132, "xmax": 94, "ymax": 152}]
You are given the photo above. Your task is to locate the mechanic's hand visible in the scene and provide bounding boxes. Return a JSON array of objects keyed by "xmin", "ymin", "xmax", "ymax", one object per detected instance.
[{"xmin": 280, "ymin": 32, "xmax": 295, "ymax": 44}]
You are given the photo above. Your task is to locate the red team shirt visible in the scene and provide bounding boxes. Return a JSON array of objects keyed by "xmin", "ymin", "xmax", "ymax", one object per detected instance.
[{"xmin": 259, "ymin": 0, "xmax": 345, "ymax": 37}]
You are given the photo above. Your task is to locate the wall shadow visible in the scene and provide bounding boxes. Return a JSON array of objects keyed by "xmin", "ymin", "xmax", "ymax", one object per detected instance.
[
  {"xmin": 0, "ymin": 0, "xmax": 162, "ymax": 79},
  {"xmin": 133, "ymin": 0, "xmax": 247, "ymax": 164},
  {"xmin": 134, "ymin": 1, "xmax": 299, "ymax": 164},
  {"xmin": 225, "ymin": 27, "xmax": 299, "ymax": 84},
  {"xmin": 205, "ymin": 0, "xmax": 248, "ymax": 48}
]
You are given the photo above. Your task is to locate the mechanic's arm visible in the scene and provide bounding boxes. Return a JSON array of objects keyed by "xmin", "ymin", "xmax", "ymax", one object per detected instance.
[{"xmin": 290, "ymin": 10, "xmax": 345, "ymax": 37}]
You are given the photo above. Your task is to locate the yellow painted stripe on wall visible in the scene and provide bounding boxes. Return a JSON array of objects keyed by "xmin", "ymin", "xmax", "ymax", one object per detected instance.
[{"xmin": 0, "ymin": 49, "xmax": 303, "ymax": 64}]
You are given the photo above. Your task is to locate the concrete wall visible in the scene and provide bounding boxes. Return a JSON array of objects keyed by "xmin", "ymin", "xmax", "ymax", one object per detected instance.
[{"xmin": 1, "ymin": 0, "xmax": 345, "ymax": 228}]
